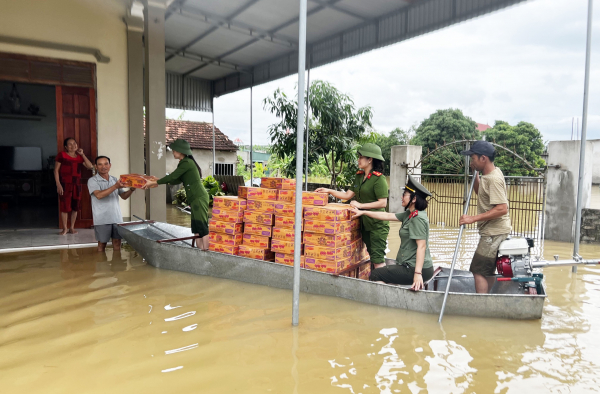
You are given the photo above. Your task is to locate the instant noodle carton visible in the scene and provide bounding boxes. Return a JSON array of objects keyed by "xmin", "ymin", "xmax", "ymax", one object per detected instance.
[
  {"xmin": 303, "ymin": 205, "xmax": 351, "ymax": 221},
  {"xmin": 246, "ymin": 187, "xmax": 278, "ymax": 201},
  {"xmin": 238, "ymin": 245, "xmax": 275, "ymax": 261},
  {"xmin": 243, "ymin": 223, "xmax": 272, "ymax": 237},
  {"xmin": 242, "ymin": 233, "xmax": 270, "ymax": 249},
  {"xmin": 271, "ymin": 239, "xmax": 302, "ymax": 255},
  {"xmin": 275, "ymin": 253, "xmax": 305, "ymax": 267},
  {"xmin": 304, "ymin": 257, "xmax": 350, "ymax": 273},
  {"xmin": 358, "ymin": 263, "xmax": 371, "ymax": 280},
  {"xmin": 211, "ymin": 208, "xmax": 244, "ymax": 223},
  {"xmin": 243, "ymin": 210, "xmax": 274, "ymax": 226},
  {"xmin": 303, "ymin": 232, "xmax": 352, "ymax": 248},
  {"xmin": 238, "ymin": 186, "xmax": 249, "ymax": 199},
  {"xmin": 301, "ymin": 191, "xmax": 328, "ymax": 206},
  {"xmin": 275, "ymin": 215, "xmax": 302, "ymax": 230},
  {"xmin": 209, "ymin": 242, "xmax": 239, "ymax": 255},
  {"xmin": 119, "ymin": 174, "xmax": 158, "ymax": 189},
  {"xmin": 213, "ymin": 196, "xmax": 247, "ymax": 211},
  {"xmin": 209, "ymin": 219, "xmax": 243, "ymax": 235},
  {"xmin": 277, "ymin": 189, "xmax": 296, "ymax": 203},
  {"xmin": 247, "ymin": 199, "xmax": 277, "ymax": 213},
  {"xmin": 261, "ymin": 177, "xmax": 297, "ymax": 190},
  {"xmin": 272, "ymin": 227, "xmax": 300, "ymax": 242},
  {"xmin": 274, "ymin": 202, "xmax": 310, "ymax": 217},
  {"xmin": 350, "ymin": 229, "xmax": 362, "ymax": 242},
  {"xmin": 304, "ymin": 244, "xmax": 352, "ymax": 261},
  {"xmin": 303, "ymin": 219, "xmax": 356, "ymax": 234},
  {"xmin": 209, "ymin": 232, "xmax": 243, "ymax": 246}
]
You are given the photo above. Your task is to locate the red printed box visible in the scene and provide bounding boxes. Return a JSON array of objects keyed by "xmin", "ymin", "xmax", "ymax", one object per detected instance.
[
  {"xmin": 304, "ymin": 257, "xmax": 350, "ymax": 273},
  {"xmin": 275, "ymin": 215, "xmax": 303, "ymax": 230},
  {"xmin": 244, "ymin": 223, "xmax": 272, "ymax": 237},
  {"xmin": 358, "ymin": 262, "xmax": 371, "ymax": 280},
  {"xmin": 274, "ymin": 202, "xmax": 301, "ymax": 217},
  {"xmin": 213, "ymin": 196, "xmax": 247, "ymax": 211},
  {"xmin": 209, "ymin": 242, "xmax": 239, "ymax": 255},
  {"xmin": 271, "ymin": 239, "xmax": 302, "ymax": 255},
  {"xmin": 247, "ymin": 199, "xmax": 277, "ymax": 213},
  {"xmin": 303, "ymin": 232, "xmax": 352, "ymax": 248},
  {"xmin": 275, "ymin": 253, "xmax": 304, "ymax": 267},
  {"xmin": 238, "ymin": 186, "xmax": 249, "ymax": 199},
  {"xmin": 272, "ymin": 227, "xmax": 300, "ymax": 242},
  {"xmin": 303, "ymin": 219, "xmax": 356, "ymax": 234},
  {"xmin": 211, "ymin": 208, "xmax": 244, "ymax": 223},
  {"xmin": 243, "ymin": 233, "xmax": 270, "ymax": 249},
  {"xmin": 209, "ymin": 232, "xmax": 243, "ymax": 246},
  {"xmin": 304, "ymin": 205, "xmax": 351, "ymax": 221},
  {"xmin": 304, "ymin": 244, "xmax": 352, "ymax": 261},
  {"xmin": 244, "ymin": 210, "xmax": 274, "ymax": 226},
  {"xmin": 277, "ymin": 189, "xmax": 296, "ymax": 203},
  {"xmin": 302, "ymin": 191, "xmax": 328, "ymax": 206},
  {"xmin": 247, "ymin": 187, "xmax": 278, "ymax": 201},
  {"xmin": 119, "ymin": 174, "xmax": 158, "ymax": 189},
  {"xmin": 261, "ymin": 177, "xmax": 297, "ymax": 190},
  {"xmin": 238, "ymin": 245, "xmax": 275, "ymax": 261},
  {"xmin": 209, "ymin": 219, "xmax": 243, "ymax": 235}
]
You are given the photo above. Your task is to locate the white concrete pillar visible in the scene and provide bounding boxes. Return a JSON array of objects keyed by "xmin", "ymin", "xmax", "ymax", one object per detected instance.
[
  {"xmin": 143, "ymin": 0, "xmax": 167, "ymax": 221},
  {"xmin": 544, "ymin": 140, "xmax": 593, "ymax": 242},
  {"xmin": 125, "ymin": 1, "xmax": 146, "ymax": 220},
  {"xmin": 389, "ymin": 145, "xmax": 422, "ymax": 213}
]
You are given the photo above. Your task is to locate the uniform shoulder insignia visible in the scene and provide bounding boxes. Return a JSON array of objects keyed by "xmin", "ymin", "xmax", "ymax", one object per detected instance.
[
  {"xmin": 408, "ymin": 210, "xmax": 419, "ymax": 219},
  {"xmin": 372, "ymin": 171, "xmax": 382, "ymax": 176},
  {"xmin": 356, "ymin": 170, "xmax": 365, "ymax": 175}
]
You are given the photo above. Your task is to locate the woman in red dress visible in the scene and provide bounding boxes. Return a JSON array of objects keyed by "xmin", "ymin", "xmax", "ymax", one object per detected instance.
[{"xmin": 54, "ymin": 138, "xmax": 93, "ymax": 235}]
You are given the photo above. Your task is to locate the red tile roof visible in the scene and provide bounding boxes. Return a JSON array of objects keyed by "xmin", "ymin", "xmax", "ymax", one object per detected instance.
[
  {"xmin": 166, "ymin": 119, "xmax": 238, "ymax": 151},
  {"xmin": 476, "ymin": 123, "xmax": 491, "ymax": 132}
]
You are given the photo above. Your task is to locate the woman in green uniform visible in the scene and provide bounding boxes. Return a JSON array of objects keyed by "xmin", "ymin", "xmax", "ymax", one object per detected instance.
[
  {"xmin": 315, "ymin": 143, "xmax": 389, "ymax": 269},
  {"xmin": 144, "ymin": 139, "xmax": 210, "ymax": 250},
  {"xmin": 350, "ymin": 175, "xmax": 433, "ymax": 290}
]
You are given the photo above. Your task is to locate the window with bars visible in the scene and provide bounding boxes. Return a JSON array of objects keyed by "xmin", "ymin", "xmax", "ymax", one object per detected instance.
[{"xmin": 215, "ymin": 163, "xmax": 235, "ymax": 176}]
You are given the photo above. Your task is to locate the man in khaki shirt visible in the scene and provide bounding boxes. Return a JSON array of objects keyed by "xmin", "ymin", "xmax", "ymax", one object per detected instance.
[{"xmin": 460, "ymin": 141, "xmax": 511, "ymax": 293}]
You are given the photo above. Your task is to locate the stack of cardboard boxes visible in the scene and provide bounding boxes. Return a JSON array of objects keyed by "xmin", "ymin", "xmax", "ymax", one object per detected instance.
[{"xmin": 208, "ymin": 196, "xmax": 246, "ymax": 255}]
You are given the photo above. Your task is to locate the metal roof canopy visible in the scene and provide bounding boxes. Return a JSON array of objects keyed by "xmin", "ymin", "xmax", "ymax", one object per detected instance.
[{"xmin": 164, "ymin": 0, "xmax": 527, "ymax": 111}]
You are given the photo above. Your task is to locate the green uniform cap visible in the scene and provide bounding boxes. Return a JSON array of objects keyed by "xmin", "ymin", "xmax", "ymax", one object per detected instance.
[
  {"xmin": 169, "ymin": 139, "xmax": 193, "ymax": 156},
  {"xmin": 357, "ymin": 143, "xmax": 384, "ymax": 161},
  {"xmin": 403, "ymin": 175, "xmax": 432, "ymax": 199}
]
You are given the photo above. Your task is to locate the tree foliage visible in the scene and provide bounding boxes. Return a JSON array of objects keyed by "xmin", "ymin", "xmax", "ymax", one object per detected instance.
[
  {"xmin": 372, "ymin": 127, "xmax": 411, "ymax": 175},
  {"xmin": 263, "ymin": 80, "xmax": 373, "ymax": 187}
]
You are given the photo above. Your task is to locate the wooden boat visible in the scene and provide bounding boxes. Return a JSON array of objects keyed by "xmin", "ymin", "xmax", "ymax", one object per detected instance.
[{"xmin": 118, "ymin": 221, "xmax": 547, "ymax": 320}]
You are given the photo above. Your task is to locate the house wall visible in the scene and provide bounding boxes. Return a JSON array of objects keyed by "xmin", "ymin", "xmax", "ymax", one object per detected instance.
[
  {"xmin": 166, "ymin": 149, "xmax": 238, "ymax": 177},
  {"xmin": 0, "ymin": 0, "xmax": 130, "ymax": 217}
]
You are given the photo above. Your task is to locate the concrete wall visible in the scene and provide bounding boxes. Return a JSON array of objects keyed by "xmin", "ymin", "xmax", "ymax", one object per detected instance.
[
  {"xmin": 544, "ymin": 140, "xmax": 593, "ymax": 242},
  {"xmin": 0, "ymin": 0, "xmax": 130, "ymax": 217},
  {"xmin": 590, "ymin": 140, "xmax": 600, "ymax": 184},
  {"xmin": 580, "ymin": 208, "xmax": 600, "ymax": 244},
  {"xmin": 389, "ymin": 145, "xmax": 422, "ymax": 213},
  {"xmin": 165, "ymin": 149, "xmax": 238, "ymax": 177}
]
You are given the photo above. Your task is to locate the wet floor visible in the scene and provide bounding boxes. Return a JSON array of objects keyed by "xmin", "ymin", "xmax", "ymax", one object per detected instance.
[{"xmin": 1, "ymin": 209, "xmax": 600, "ymax": 393}]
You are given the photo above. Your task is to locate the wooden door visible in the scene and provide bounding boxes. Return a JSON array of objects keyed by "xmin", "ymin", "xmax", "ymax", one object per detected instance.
[{"xmin": 56, "ymin": 86, "xmax": 97, "ymax": 228}]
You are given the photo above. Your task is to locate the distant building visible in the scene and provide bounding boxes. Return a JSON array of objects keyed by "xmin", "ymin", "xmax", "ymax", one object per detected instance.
[{"xmin": 477, "ymin": 123, "xmax": 491, "ymax": 133}]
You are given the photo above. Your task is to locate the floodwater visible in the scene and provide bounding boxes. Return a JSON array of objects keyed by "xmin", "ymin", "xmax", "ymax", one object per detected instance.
[{"xmin": 1, "ymin": 209, "xmax": 600, "ymax": 393}]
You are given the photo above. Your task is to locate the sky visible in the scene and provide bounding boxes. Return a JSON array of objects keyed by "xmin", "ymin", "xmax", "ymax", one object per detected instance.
[{"xmin": 166, "ymin": 0, "xmax": 600, "ymax": 146}]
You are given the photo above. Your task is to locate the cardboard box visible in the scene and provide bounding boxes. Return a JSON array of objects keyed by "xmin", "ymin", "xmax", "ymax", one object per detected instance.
[
  {"xmin": 119, "ymin": 174, "xmax": 158, "ymax": 189},
  {"xmin": 247, "ymin": 199, "xmax": 277, "ymax": 213},
  {"xmin": 275, "ymin": 215, "xmax": 302, "ymax": 230},
  {"xmin": 243, "ymin": 233, "xmax": 270, "ymax": 249},
  {"xmin": 277, "ymin": 189, "xmax": 296, "ymax": 203},
  {"xmin": 304, "ymin": 257, "xmax": 351, "ymax": 273},
  {"xmin": 271, "ymin": 239, "xmax": 302, "ymax": 255},
  {"xmin": 274, "ymin": 202, "xmax": 296, "ymax": 217},
  {"xmin": 209, "ymin": 232, "xmax": 243, "ymax": 246},
  {"xmin": 358, "ymin": 262, "xmax": 371, "ymax": 280},
  {"xmin": 213, "ymin": 196, "xmax": 247, "ymax": 211},
  {"xmin": 238, "ymin": 245, "xmax": 275, "ymax": 261},
  {"xmin": 260, "ymin": 177, "xmax": 297, "ymax": 190},
  {"xmin": 247, "ymin": 187, "xmax": 278, "ymax": 201},
  {"xmin": 302, "ymin": 191, "xmax": 328, "ymax": 206},
  {"xmin": 272, "ymin": 227, "xmax": 300, "ymax": 242},
  {"xmin": 303, "ymin": 219, "xmax": 356, "ymax": 234},
  {"xmin": 275, "ymin": 253, "xmax": 304, "ymax": 267},
  {"xmin": 303, "ymin": 232, "xmax": 352, "ymax": 248},
  {"xmin": 304, "ymin": 244, "xmax": 353, "ymax": 261},
  {"xmin": 350, "ymin": 229, "xmax": 362, "ymax": 242},
  {"xmin": 209, "ymin": 219, "xmax": 243, "ymax": 235},
  {"xmin": 238, "ymin": 186, "xmax": 249, "ymax": 199},
  {"xmin": 243, "ymin": 210, "xmax": 274, "ymax": 226},
  {"xmin": 243, "ymin": 223, "xmax": 272, "ymax": 237},
  {"xmin": 304, "ymin": 205, "xmax": 352, "ymax": 221},
  {"xmin": 209, "ymin": 242, "xmax": 239, "ymax": 255},
  {"xmin": 211, "ymin": 208, "xmax": 244, "ymax": 223}
]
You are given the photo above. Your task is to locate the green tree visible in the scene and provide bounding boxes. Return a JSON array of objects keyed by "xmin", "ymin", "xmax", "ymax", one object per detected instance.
[
  {"xmin": 373, "ymin": 127, "xmax": 411, "ymax": 175},
  {"xmin": 411, "ymin": 109, "xmax": 480, "ymax": 173},
  {"xmin": 263, "ymin": 80, "xmax": 373, "ymax": 187},
  {"xmin": 485, "ymin": 121, "xmax": 546, "ymax": 176},
  {"xmin": 236, "ymin": 154, "xmax": 250, "ymax": 181}
]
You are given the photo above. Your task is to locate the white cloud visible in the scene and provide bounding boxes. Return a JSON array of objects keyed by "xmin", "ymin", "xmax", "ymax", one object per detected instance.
[{"xmin": 167, "ymin": 0, "xmax": 600, "ymax": 145}]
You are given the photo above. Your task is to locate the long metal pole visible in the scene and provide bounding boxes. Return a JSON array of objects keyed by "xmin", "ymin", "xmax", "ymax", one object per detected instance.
[
  {"xmin": 438, "ymin": 170, "xmax": 478, "ymax": 323},
  {"xmin": 212, "ymin": 103, "xmax": 215, "ymax": 176},
  {"xmin": 573, "ymin": 0, "xmax": 594, "ymax": 273},
  {"xmin": 250, "ymin": 79, "xmax": 254, "ymax": 183},
  {"xmin": 292, "ymin": 0, "xmax": 307, "ymax": 326},
  {"xmin": 304, "ymin": 56, "xmax": 311, "ymax": 191}
]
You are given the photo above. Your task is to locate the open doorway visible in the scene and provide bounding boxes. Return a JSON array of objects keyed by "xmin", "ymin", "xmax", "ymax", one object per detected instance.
[{"xmin": 0, "ymin": 82, "xmax": 58, "ymax": 229}]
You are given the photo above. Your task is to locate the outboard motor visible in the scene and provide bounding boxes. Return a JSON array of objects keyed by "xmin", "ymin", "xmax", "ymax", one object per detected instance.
[{"xmin": 495, "ymin": 237, "xmax": 542, "ymax": 294}]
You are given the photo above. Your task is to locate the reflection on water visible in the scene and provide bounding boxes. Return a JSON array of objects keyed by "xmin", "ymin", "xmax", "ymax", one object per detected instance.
[{"xmin": 1, "ymin": 227, "xmax": 599, "ymax": 392}]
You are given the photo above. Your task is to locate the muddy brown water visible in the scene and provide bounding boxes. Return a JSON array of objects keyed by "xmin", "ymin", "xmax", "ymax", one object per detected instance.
[{"xmin": 1, "ymin": 206, "xmax": 599, "ymax": 393}]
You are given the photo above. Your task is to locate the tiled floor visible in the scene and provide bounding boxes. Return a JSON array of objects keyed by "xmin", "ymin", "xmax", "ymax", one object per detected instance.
[{"xmin": 0, "ymin": 228, "xmax": 98, "ymax": 253}]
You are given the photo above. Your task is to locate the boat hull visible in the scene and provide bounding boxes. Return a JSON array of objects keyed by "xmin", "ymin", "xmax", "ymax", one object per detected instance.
[{"xmin": 119, "ymin": 222, "xmax": 546, "ymax": 320}]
